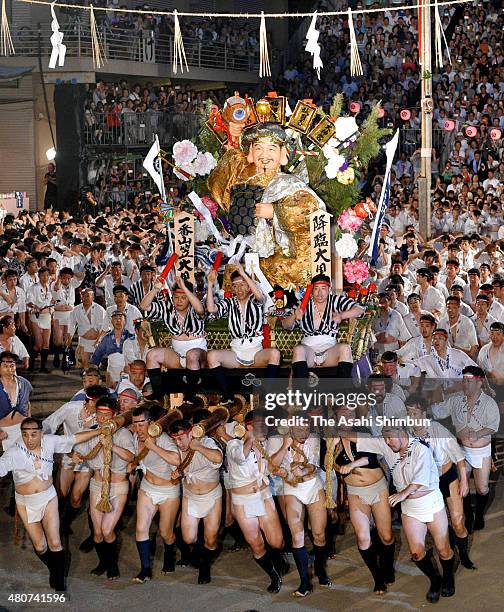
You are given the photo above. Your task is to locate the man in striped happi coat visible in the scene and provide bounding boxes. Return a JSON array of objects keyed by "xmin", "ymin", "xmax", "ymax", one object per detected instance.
[
  {"xmin": 206, "ymin": 263, "xmax": 280, "ymax": 403},
  {"xmin": 282, "ymin": 274, "xmax": 364, "ymax": 380},
  {"xmin": 140, "ymin": 276, "xmax": 206, "ymax": 400}
]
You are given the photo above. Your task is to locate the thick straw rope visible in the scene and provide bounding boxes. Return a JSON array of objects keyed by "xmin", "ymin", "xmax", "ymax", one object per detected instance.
[{"xmin": 96, "ymin": 430, "xmax": 113, "ymax": 512}]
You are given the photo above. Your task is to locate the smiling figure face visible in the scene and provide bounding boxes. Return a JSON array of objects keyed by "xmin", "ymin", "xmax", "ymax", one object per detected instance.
[{"xmin": 247, "ymin": 137, "xmax": 288, "ymax": 174}]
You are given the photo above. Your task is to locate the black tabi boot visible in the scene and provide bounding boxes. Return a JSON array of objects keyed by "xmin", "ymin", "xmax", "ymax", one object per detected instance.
[
  {"xmin": 255, "ymin": 551, "xmax": 282, "ymax": 593},
  {"xmin": 336, "ymin": 361, "xmax": 354, "ymax": 379},
  {"xmin": 79, "ymin": 513, "xmax": 95, "ymax": 552},
  {"xmin": 53, "ymin": 348, "xmax": 61, "ymax": 369},
  {"xmin": 105, "ymin": 540, "xmax": 120, "ymax": 580},
  {"xmin": 226, "ymin": 521, "xmax": 246, "ymax": 552},
  {"xmin": 210, "ymin": 365, "xmax": 234, "ymax": 403},
  {"xmin": 270, "ymin": 548, "xmax": 290, "ymax": 576},
  {"xmin": 413, "ymin": 550, "xmax": 442, "ymax": 604},
  {"xmin": 325, "ymin": 518, "xmax": 337, "ymax": 559},
  {"xmin": 147, "ymin": 367, "xmax": 164, "ymax": 400},
  {"xmin": 28, "ymin": 350, "xmax": 39, "ymax": 371},
  {"xmin": 263, "ymin": 363, "xmax": 280, "ymax": 397},
  {"xmin": 175, "ymin": 528, "xmax": 193, "ymax": 567},
  {"xmin": 473, "ymin": 492, "xmax": 489, "ymax": 531},
  {"xmin": 61, "ymin": 502, "xmax": 81, "ymax": 536},
  {"xmin": 36, "ymin": 549, "xmax": 54, "ymax": 588},
  {"xmin": 161, "ymin": 542, "xmax": 175, "ymax": 574},
  {"xmin": 291, "ymin": 360, "xmax": 310, "ymax": 394},
  {"xmin": 90, "ymin": 541, "xmax": 108, "ymax": 576},
  {"xmin": 40, "ymin": 348, "xmax": 51, "ymax": 373},
  {"xmin": 133, "ymin": 539, "xmax": 152, "ymax": 582},
  {"xmin": 439, "ymin": 555, "xmax": 456, "ymax": 598},
  {"xmin": 359, "ymin": 544, "xmax": 387, "ymax": 594},
  {"xmin": 463, "ymin": 493, "xmax": 474, "ymax": 534},
  {"xmin": 292, "ymin": 360, "xmax": 309, "ymax": 379},
  {"xmin": 380, "ymin": 540, "xmax": 396, "ymax": 584},
  {"xmin": 455, "ymin": 535, "xmax": 476, "ymax": 570},
  {"xmin": 197, "ymin": 546, "xmax": 213, "ymax": 584},
  {"xmin": 313, "ymin": 544, "xmax": 331, "ymax": 587},
  {"xmin": 292, "ymin": 546, "xmax": 312, "ymax": 597},
  {"xmin": 184, "ymin": 370, "xmax": 201, "ymax": 403},
  {"xmin": 50, "ymin": 549, "xmax": 66, "ymax": 592}
]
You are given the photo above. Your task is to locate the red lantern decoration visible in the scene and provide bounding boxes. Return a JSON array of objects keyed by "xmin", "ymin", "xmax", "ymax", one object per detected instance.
[
  {"xmin": 444, "ymin": 120, "xmax": 455, "ymax": 131},
  {"xmin": 378, "ymin": 108, "xmax": 385, "ymax": 118},
  {"xmin": 400, "ymin": 109, "xmax": 411, "ymax": 121},
  {"xmin": 349, "ymin": 101, "xmax": 361, "ymax": 114},
  {"xmin": 368, "ymin": 283, "xmax": 378, "ymax": 293}
]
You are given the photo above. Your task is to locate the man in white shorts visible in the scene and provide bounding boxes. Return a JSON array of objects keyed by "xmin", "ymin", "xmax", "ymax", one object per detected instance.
[
  {"xmin": 66, "ymin": 287, "xmax": 107, "ymax": 369},
  {"xmin": 140, "ymin": 276, "xmax": 207, "ymax": 400},
  {"xmin": 0, "ymin": 417, "xmax": 101, "ymax": 591},
  {"xmin": 357, "ymin": 427, "xmax": 455, "ymax": 604},
  {"xmin": 206, "ymin": 264, "xmax": 280, "ymax": 403},
  {"xmin": 169, "ymin": 419, "xmax": 223, "ymax": 584},
  {"xmin": 432, "ymin": 366, "xmax": 500, "ymax": 532},
  {"xmin": 51, "ymin": 267, "xmax": 82, "ymax": 368},
  {"xmin": 216, "ymin": 411, "xmax": 285, "ymax": 593},
  {"xmin": 269, "ymin": 419, "xmax": 330, "ymax": 597},
  {"xmin": 131, "ymin": 405, "xmax": 181, "ymax": 583},
  {"xmin": 282, "ymin": 274, "xmax": 364, "ymax": 380}
]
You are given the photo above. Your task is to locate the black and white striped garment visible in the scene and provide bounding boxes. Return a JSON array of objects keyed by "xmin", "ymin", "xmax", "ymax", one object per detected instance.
[
  {"xmin": 298, "ymin": 294, "xmax": 358, "ymax": 337},
  {"xmin": 128, "ymin": 280, "xmax": 155, "ymax": 308},
  {"xmin": 212, "ymin": 296, "xmax": 264, "ymax": 340},
  {"xmin": 147, "ymin": 299, "xmax": 205, "ymax": 337}
]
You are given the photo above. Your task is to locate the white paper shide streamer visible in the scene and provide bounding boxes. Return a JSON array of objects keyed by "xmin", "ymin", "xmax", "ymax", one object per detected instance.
[
  {"xmin": 89, "ymin": 4, "xmax": 107, "ymax": 69},
  {"xmin": 434, "ymin": 0, "xmax": 452, "ymax": 68},
  {"xmin": 259, "ymin": 11, "xmax": 271, "ymax": 78},
  {"xmin": 347, "ymin": 8, "xmax": 363, "ymax": 77},
  {"xmin": 172, "ymin": 9, "xmax": 189, "ymax": 74},
  {"xmin": 1, "ymin": 0, "xmax": 14, "ymax": 56},
  {"xmin": 305, "ymin": 12, "xmax": 323, "ymax": 79},
  {"xmin": 49, "ymin": 2, "xmax": 66, "ymax": 68}
]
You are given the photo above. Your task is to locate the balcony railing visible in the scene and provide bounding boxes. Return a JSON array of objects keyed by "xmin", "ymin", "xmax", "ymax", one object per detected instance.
[
  {"xmin": 13, "ymin": 23, "xmax": 259, "ymax": 72},
  {"xmin": 398, "ymin": 127, "xmax": 457, "ymax": 168},
  {"xmin": 84, "ymin": 111, "xmax": 202, "ymax": 146}
]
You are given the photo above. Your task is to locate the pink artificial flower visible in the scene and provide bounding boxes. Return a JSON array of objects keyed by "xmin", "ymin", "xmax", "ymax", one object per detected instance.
[
  {"xmin": 338, "ymin": 208, "xmax": 363, "ymax": 232},
  {"xmin": 173, "ymin": 140, "xmax": 198, "ymax": 166},
  {"xmin": 343, "ymin": 259, "xmax": 369, "ymax": 285},
  {"xmin": 194, "ymin": 196, "xmax": 219, "ymax": 220}
]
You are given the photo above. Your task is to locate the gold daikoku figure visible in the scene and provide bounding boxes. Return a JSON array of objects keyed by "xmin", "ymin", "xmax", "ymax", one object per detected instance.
[{"xmin": 207, "ymin": 122, "xmax": 326, "ymax": 290}]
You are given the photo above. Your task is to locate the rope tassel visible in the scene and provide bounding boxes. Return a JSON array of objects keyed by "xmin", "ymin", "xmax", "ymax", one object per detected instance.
[
  {"xmin": 434, "ymin": 0, "xmax": 451, "ymax": 68},
  {"xmin": 259, "ymin": 11, "xmax": 271, "ymax": 78},
  {"xmin": 1, "ymin": 0, "xmax": 15, "ymax": 57},
  {"xmin": 348, "ymin": 8, "xmax": 363, "ymax": 77},
  {"xmin": 172, "ymin": 9, "xmax": 188, "ymax": 74},
  {"xmin": 89, "ymin": 4, "xmax": 107, "ymax": 69}
]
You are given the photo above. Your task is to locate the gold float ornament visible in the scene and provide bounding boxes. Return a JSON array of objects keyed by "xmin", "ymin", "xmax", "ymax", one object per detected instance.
[
  {"xmin": 147, "ymin": 408, "xmax": 183, "ymax": 438},
  {"xmin": 288, "ymin": 99, "xmax": 318, "ymax": 134},
  {"xmin": 234, "ymin": 423, "xmax": 247, "ymax": 438},
  {"xmin": 192, "ymin": 407, "xmax": 230, "ymax": 439},
  {"xmin": 255, "ymin": 98, "xmax": 272, "ymax": 121},
  {"xmin": 337, "ymin": 167, "xmax": 355, "ymax": 185}
]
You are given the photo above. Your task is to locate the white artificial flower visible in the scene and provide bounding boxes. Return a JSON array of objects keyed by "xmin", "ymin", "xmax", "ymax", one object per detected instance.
[
  {"xmin": 324, "ymin": 153, "xmax": 346, "ymax": 179},
  {"xmin": 335, "ymin": 233, "xmax": 358, "ymax": 258},
  {"xmin": 334, "ymin": 116, "xmax": 359, "ymax": 143}
]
